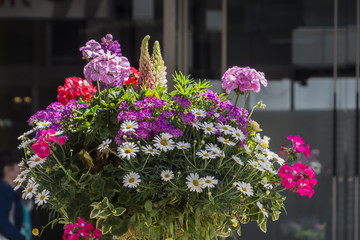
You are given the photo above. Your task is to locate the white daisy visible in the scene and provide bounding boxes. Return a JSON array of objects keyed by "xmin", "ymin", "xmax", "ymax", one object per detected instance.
[
  {"xmin": 256, "ymin": 202, "xmax": 268, "ymax": 217},
  {"xmin": 123, "ymin": 172, "xmax": 141, "ymax": 188},
  {"xmin": 191, "ymin": 108, "xmax": 206, "ymax": 118},
  {"xmin": 256, "ymin": 145, "xmax": 270, "ymax": 155},
  {"xmin": 141, "ymin": 145, "xmax": 160, "ymax": 156},
  {"xmin": 232, "ymin": 155, "xmax": 244, "ymax": 166},
  {"xmin": 120, "ymin": 120, "xmax": 139, "ymax": 133},
  {"xmin": 117, "ymin": 142, "xmax": 139, "ymax": 160},
  {"xmin": 176, "ymin": 141, "xmax": 191, "ymax": 150},
  {"xmin": 201, "ymin": 176, "xmax": 218, "ymax": 188},
  {"xmin": 17, "ymin": 139, "xmax": 36, "ymax": 150},
  {"xmin": 28, "ymin": 155, "xmax": 46, "ymax": 168},
  {"xmin": 153, "ymin": 133, "xmax": 175, "ymax": 152},
  {"xmin": 256, "ymin": 154, "xmax": 269, "ymax": 165},
  {"xmin": 271, "ymin": 153, "xmax": 285, "ymax": 165},
  {"xmin": 244, "ymin": 144, "xmax": 252, "ymax": 154},
  {"xmin": 205, "ymin": 143, "xmax": 222, "ymax": 157},
  {"xmin": 196, "ymin": 150, "xmax": 213, "ymax": 159},
  {"xmin": 253, "ymin": 133, "xmax": 262, "ymax": 144},
  {"xmin": 216, "ymin": 123, "xmax": 233, "ymax": 135},
  {"xmin": 231, "ymin": 128, "xmax": 246, "ymax": 141},
  {"xmin": 36, "ymin": 121, "xmax": 51, "ymax": 129},
  {"xmin": 15, "ymin": 170, "xmax": 29, "ymax": 183},
  {"xmin": 17, "ymin": 129, "xmax": 36, "ymax": 140},
  {"xmin": 161, "ymin": 170, "xmax": 174, "ymax": 182},
  {"xmin": 248, "ymin": 160, "xmax": 265, "ymax": 172},
  {"xmin": 35, "ymin": 189, "xmax": 50, "ymax": 206},
  {"xmin": 13, "ymin": 179, "xmax": 24, "ymax": 191},
  {"xmin": 98, "ymin": 139, "xmax": 112, "ymax": 151},
  {"xmin": 202, "ymin": 122, "xmax": 216, "ymax": 135},
  {"xmin": 186, "ymin": 173, "xmax": 204, "ymax": 193},
  {"xmin": 235, "ymin": 182, "xmax": 253, "ymax": 196},
  {"xmin": 191, "ymin": 120, "xmax": 202, "ymax": 129},
  {"xmin": 217, "ymin": 137, "xmax": 236, "ymax": 146},
  {"xmin": 22, "ymin": 182, "xmax": 39, "ymax": 200}
]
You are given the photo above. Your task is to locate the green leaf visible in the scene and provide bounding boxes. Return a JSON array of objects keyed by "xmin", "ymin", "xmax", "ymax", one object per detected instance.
[
  {"xmin": 98, "ymin": 209, "xmax": 111, "ymax": 218},
  {"xmin": 101, "ymin": 223, "xmax": 112, "ymax": 234},
  {"xmin": 99, "ymin": 197, "xmax": 110, "ymax": 209},
  {"xmin": 144, "ymin": 200, "xmax": 153, "ymax": 212},
  {"xmin": 112, "ymin": 207, "xmax": 126, "ymax": 217},
  {"xmin": 90, "ymin": 208, "xmax": 100, "ymax": 218},
  {"xmin": 91, "ymin": 177, "xmax": 106, "ymax": 195},
  {"xmin": 110, "ymin": 217, "xmax": 129, "ymax": 237},
  {"xmin": 259, "ymin": 217, "xmax": 267, "ymax": 233}
]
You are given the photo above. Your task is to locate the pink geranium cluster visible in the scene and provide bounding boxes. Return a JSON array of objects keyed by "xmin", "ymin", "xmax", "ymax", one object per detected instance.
[
  {"xmin": 221, "ymin": 66, "xmax": 268, "ymax": 94},
  {"xmin": 63, "ymin": 218, "xmax": 101, "ymax": 240},
  {"xmin": 57, "ymin": 76, "xmax": 97, "ymax": 105},
  {"xmin": 282, "ymin": 135, "xmax": 310, "ymax": 158},
  {"xmin": 31, "ymin": 129, "xmax": 66, "ymax": 158},
  {"xmin": 279, "ymin": 163, "xmax": 317, "ymax": 198}
]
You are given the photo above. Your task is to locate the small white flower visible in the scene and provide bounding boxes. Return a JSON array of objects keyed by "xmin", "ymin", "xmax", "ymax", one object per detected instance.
[
  {"xmin": 153, "ymin": 133, "xmax": 175, "ymax": 152},
  {"xmin": 232, "ymin": 155, "xmax": 244, "ymax": 166},
  {"xmin": 117, "ymin": 142, "xmax": 139, "ymax": 160},
  {"xmin": 191, "ymin": 108, "xmax": 206, "ymax": 118},
  {"xmin": 271, "ymin": 153, "xmax": 285, "ymax": 166},
  {"xmin": 13, "ymin": 179, "xmax": 24, "ymax": 191},
  {"xmin": 231, "ymin": 128, "xmax": 246, "ymax": 141},
  {"xmin": 201, "ymin": 176, "xmax": 218, "ymax": 188},
  {"xmin": 17, "ymin": 129, "xmax": 36, "ymax": 140},
  {"xmin": 176, "ymin": 141, "xmax": 191, "ymax": 150},
  {"xmin": 216, "ymin": 123, "xmax": 233, "ymax": 135},
  {"xmin": 35, "ymin": 189, "xmax": 50, "ymax": 206},
  {"xmin": 256, "ymin": 145, "xmax": 270, "ymax": 155},
  {"xmin": 196, "ymin": 150, "xmax": 213, "ymax": 159},
  {"xmin": 235, "ymin": 182, "xmax": 253, "ymax": 196},
  {"xmin": 217, "ymin": 137, "xmax": 236, "ymax": 146},
  {"xmin": 98, "ymin": 139, "xmax": 112, "ymax": 151},
  {"xmin": 22, "ymin": 182, "xmax": 39, "ymax": 200},
  {"xmin": 141, "ymin": 145, "xmax": 160, "ymax": 156},
  {"xmin": 28, "ymin": 154, "xmax": 46, "ymax": 168},
  {"xmin": 123, "ymin": 172, "xmax": 141, "ymax": 188},
  {"xmin": 254, "ymin": 133, "xmax": 262, "ymax": 144},
  {"xmin": 214, "ymin": 113, "xmax": 220, "ymax": 118},
  {"xmin": 15, "ymin": 170, "xmax": 29, "ymax": 183},
  {"xmin": 205, "ymin": 143, "xmax": 222, "ymax": 157},
  {"xmin": 17, "ymin": 139, "xmax": 36, "ymax": 150},
  {"xmin": 120, "ymin": 120, "xmax": 139, "ymax": 133},
  {"xmin": 186, "ymin": 173, "xmax": 204, "ymax": 193},
  {"xmin": 248, "ymin": 160, "xmax": 265, "ymax": 172},
  {"xmin": 256, "ymin": 202, "xmax": 268, "ymax": 217},
  {"xmin": 202, "ymin": 122, "xmax": 216, "ymax": 135},
  {"xmin": 36, "ymin": 121, "xmax": 51, "ymax": 129},
  {"xmin": 191, "ymin": 121, "xmax": 202, "ymax": 129},
  {"xmin": 256, "ymin": 154, "xmax": 269, "ymax": 165},
  {"xmin": 161, "ymin": 170, "xmax": 174, "ymax": 182},
  {"xmin": 244, "ymin": 144, "xmax": 252, "ymax": 154}
]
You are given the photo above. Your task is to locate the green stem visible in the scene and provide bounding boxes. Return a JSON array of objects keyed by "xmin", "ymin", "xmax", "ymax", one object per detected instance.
[
  {"xmin": 141, "ymin": 155, "xmax": 151, "ymax": 170},
  {"xmin": 247, "ymin": 105, "xmax": 258, "ymax": 121},
  {"xmin": 242, "ymin": 91, "xmax": 250, "ymax": 117},
  {"xmin": 52, "ymin": 154, "xmax": 80, "ymax": 185},
  {"xmin": 97, "ymin": 80, "xmax": 101, "ymax": 99},
  {"xmin": 234, "ymin": 92, "xmax": 240, "ymax": 107},
  {"xmin": 183, "ymin": 150, "xmax": 199, "ymax": 170}
]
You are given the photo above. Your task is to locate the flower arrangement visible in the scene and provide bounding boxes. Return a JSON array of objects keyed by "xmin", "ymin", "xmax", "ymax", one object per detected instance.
[{"xmin": 17, "ymin": 34, "xmax": 317, "ymax": 240}]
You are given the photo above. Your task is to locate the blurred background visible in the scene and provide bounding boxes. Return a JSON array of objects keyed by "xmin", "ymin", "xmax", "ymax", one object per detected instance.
[{"xmin": 0, "ymin": 0, "xmax": 358, "ymax": 239}]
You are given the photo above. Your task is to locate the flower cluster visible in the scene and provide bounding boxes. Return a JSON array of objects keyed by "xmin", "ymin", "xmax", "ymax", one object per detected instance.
[
  {"xmin": 279, "ymin": 162, "xmax": 317, "ymax": 198},
  {"xmin": 57, "ymin": 77, "xmax": 97, "ymax": 105},
  {"xmin": 63, "ymin": 218, "xmax": 101, "ymax": 240},
  {"xmin": 221, "ymin": 66, "xmax": 268, "ymax": 94},
  {"xmin": 283, "ymin": 135, "xmax": 311, "ymax": 158},
  {"xmin": 80, "ymin": 34, "xmax": 130, "ymax": 86},
  {"xmin": 16, "ymin": 34, "xmax": 317, "ymax": 240}
]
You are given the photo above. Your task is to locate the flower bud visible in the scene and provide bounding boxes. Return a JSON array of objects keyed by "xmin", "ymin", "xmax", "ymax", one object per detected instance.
[
  {"xmin": 250, "ymin": 120, "xmax": 260, "ymax": 132},
  {"xmin": 137, "ymin": 141, "xmax": 141, "ymax": 144},
  {"xmin": 123, "ymin": 135, "xmax": 128, "ymax": 139},
  {"xmin": 266, "ymin": 190, "xmax": 270, "ymax": 195},
  {"xmin": 26, "ymin": 151, "xmax": 31, "ymax": 155},
  {"xmin": 70, "ymin": 149, "xmax": 73, "ymax": 153},
  {"xmin": 232, "ymin": 183, "xmax": 237, "ymax": 187},
  {"xmin": 260, "ymin": 139, "xmax": 269, "ymax": 149},
  {"xmin": 46, "ymin": 167, "xmax": 51, "ymax": 173},
  {"xmin": 208, "ymin": 192, "xmax": 212, "ymax": 196},
  {"xmin": 201, "ymin": 140, "xmax": 205, "ymax": 145},
  {"xmin": 136, "ymin": 188, "xmax": 140, "ymax": 192},
  {"xmin": 214, "ymin": 113, "xmax": 220, "ymax": 118},
  {"xmin": 177, "ymin": 171, "xmax": 181, "ymax": 176}
]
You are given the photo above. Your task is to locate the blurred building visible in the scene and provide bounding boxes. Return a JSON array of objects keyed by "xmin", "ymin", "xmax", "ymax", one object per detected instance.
[{"xmin": 0, "ymin": 0, "xmax": 358, "ymax": 239}]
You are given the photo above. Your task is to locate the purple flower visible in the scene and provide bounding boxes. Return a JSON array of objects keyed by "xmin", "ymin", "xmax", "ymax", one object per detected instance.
[
  {"xmin": 101, "ymin": 34, "xmax": 122, "ymax": 57},
  {"xmin": 83, "ymin": 51, "xmax": 131, "ymax": 86},
  {"xmin": 79, "ymin": 40, "xmax": 104, "ymax": 61},
  {"xmin": 202, "ymin": 90, "xmax": 220, "ymax": 105}
]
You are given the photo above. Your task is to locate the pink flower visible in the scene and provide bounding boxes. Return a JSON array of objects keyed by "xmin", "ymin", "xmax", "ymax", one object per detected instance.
[
  {"xmin": 32, "ymin": 141, "xmax": 50, "ymax": 158},
  {"xmin": 92, "ymin": 228, "xmax": 101, "ymax": 239},
  {"xmin": 303, "ymin": 144, "xmax": 311, "ymax": 157},
  {"xmin": 77, "ymin": 218, "xmax": 86, "ymax": 227},
  {"xmin": 279, "ymin": 163, "xmax": 292, "ymax": 178},
  {"xmin": 40, "ymin": 129, "xmax": 58, "ymax": 143},
  {"xmin": 308, "ymin": 189, "xmax": 315, "ymax": 198},
  {"xmin": 282, "ymin": 174, "xmax": 297, "ymax": 189},
  {"xmin": 58, "ymin": 136, "xmax": 66, "ymax": 145},
  {"xmin": 296, "ymin": 179, "xmax": 312, "ymax": 196}
]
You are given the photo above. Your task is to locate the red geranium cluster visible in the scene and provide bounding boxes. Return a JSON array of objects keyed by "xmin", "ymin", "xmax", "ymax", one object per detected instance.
[
  {"xmin": 279, "ymin": 162, "xmax": 317, "ymax": 198},
  {"xmin": 57, "ymin": 77, "xmax": 97, "ymax": 105},
  {"xmin": 123, "ymin": 67, "xmax": 139, "ymax": 86},
  {"xmin": 63, "ymin": 218, "xmax": 101, "ymax": 240},
  {"xmin": 32, "ymin": 129, "xmax": 66, "ymax": 158}
]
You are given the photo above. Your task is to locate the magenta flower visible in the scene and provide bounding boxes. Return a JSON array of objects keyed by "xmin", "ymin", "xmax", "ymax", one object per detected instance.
[
  {"xmin": 296, "ymin": 179, "xmax": 312, "ymax": 196},
  {"xmin": 279, "ymin": 163, "xmax": 292, "ymax": 178},
  {"xmin": 40, "ymin": 129, "xmax": 57, "ymax": 143},
  {"xmin": 221, "ymin": 66, "xmax": 267, "ymax": 94},
  {"xmin": 282, "ymin": 175, "xmax": 297, "ymax": 189},
  {"xmin": 32, "ymin": 141, "xmax": 50, "ymax": 158}
]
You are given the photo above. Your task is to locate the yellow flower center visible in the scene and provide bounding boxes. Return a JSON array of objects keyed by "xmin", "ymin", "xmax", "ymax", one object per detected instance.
[
  {"xmin": 224, "ymin": 139, "xmax": 230, "ymax": 143},
  {"xmin": 126, "ymin": 124, "xmax": 133, "ymax": 129},
  {"xmin": 125, "ymin": 148, "xmax": 132, "ymax": 154},
  {"xmin": 34, "ymin": 157, "xmax": 41, "ymax": 162},
  {"xmin": 129, "ymin": 178, "xmax": 135, "ymax": 183},
  {"xmin": 165, "ymin": 174, "xmax": 170, "ymax": 178},
  {"xmin": 180, "ymin": 145, "xmax": 185, "ymax": 148},
  {"xmin": 260, "ymin": 159, "xmax": 265, "ymax": 163},
  {"xmin": 40, "ymin": 195, "xmax": 45, "ymax": 200},
  {"xmin": 196, "ymin": 112, "xmax": 201, "ymax": 116},
  {"xmin": 254, "ymin": 164, "xmax": 258, "ymax": 168},
  {"xmin": 148, "ymin": 149, "xmax": 154, "ymax": 152},
  {"xmin": 222, "ymin": 126, "xmax": 229, "ymax": 130},
  {"xmin": 241, "ymin": 187, "xmax": 248, "ymax": 192},
  {"xmin": 206, "ymin": 127, "xmax": 212, "ymax": 131},
  {"xmin": 32, "ymin": 228, "xmax": 39, "ymax": 236},
  {"xmin": 232, "ymin": 223, "xmax": 238, "ymax": 227},
  {"xmin": 236, "ymin": 133, "xmax": 241, "ymax": 137},
  {"xmin": 193, "ymin": 180, "xmax": 199, "ymax": 186},
  {"xmin": 261, "ymin": 208, "xmax": 265, "ymax": 212},
  {"xmin": 205, "ymin": 180, "xmax": 212, "ymax": 184},
  {"xmin": 160, "ymin": 140, "xmax": 168, "ymax": 146},
  {"xmin": 27, "ymin": 188, "xmax": 33, "ymax": 193},
  {"xmin": 204, "ymin": 154, "xmax": 210, "ymax": 157},
  {"xmin": 17, "ymin": 181, "xmax": 21, "ymax": 186},
  {"xmin": 41, "ymin": 123, "xmax": 47, "ymax": 126}
]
